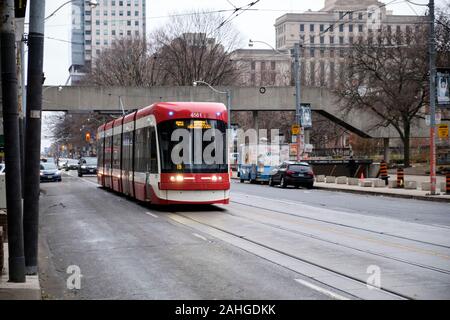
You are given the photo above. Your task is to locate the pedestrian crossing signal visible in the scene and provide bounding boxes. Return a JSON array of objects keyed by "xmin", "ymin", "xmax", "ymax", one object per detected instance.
[{"xmin": 85, "ymin": 132, "xmax": 91, "ymax": 142}]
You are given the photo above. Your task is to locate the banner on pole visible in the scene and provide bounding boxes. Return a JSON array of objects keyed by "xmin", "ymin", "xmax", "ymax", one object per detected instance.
[{"xmin": 437, "ymin": 68, "xmax": 450, "ymax": 106}]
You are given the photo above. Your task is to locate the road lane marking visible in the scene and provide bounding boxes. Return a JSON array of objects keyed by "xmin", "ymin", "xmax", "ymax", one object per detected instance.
[
  {"xmin": 192, "ymin": 233, "xmax": 208, "ymax": 242},
  {"xmin": 294, "ymin": 279, "xmax": 350, "ymax": 300},
  {"xmin": 145, "ymin": 212, "xmax": 158, "ymax": 218}
]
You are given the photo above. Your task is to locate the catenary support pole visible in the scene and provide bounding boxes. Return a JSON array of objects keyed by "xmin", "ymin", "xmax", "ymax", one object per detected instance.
[
  {"xmin": 23, "ymin": 0, "xmax": 46, "ymax": 274},
  {"xmin": 428, "ymin": 0, "xmax": 437, "ymax": 195},
  {"xmin": 0, "ymin": 0, "xmax": 26, "ymax": 282},
  {"xmin": 293, "ymin": 42, "xmax": 301, "ymax": 161}
]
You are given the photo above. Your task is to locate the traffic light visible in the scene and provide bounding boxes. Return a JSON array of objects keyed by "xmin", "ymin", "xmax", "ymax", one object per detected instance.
[{"xmin": 85, "ymin": 132, "xmax": 91, "ymax": 143}]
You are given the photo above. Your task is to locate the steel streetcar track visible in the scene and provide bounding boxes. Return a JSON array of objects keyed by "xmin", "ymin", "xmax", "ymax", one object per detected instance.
[
  {"xmin": 171, "ymin": 211, "xmax": 411, "ymax": 300},
  {"xmin": 222, "ymin": 209, "xmax": 450, "ymax": 275},
  {"xmin": 230, "ymin": 198, "xmax": 450, "ymax": 250}
]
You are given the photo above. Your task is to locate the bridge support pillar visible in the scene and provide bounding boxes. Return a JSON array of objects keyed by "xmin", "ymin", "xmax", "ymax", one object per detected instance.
[
  {"xmin": 252, "ymin": 111, "xmax": 259, "ymax": 132},
  {"xmin": 383, "ymin": 138, "xmax": 390, "ymax": 163}
]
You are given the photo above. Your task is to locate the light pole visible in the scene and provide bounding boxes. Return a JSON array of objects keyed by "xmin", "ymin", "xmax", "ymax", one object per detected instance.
[
  {"xmin": 428, "ymin": 0, "xmax": 437, "ymax": 195},
  {"xmin": 192, "ymin": 80, "xmax": 231, "ymax": 130},
  {"xmin": 249, "ymin": 39, "xmax": 304, "ymax": 161}
]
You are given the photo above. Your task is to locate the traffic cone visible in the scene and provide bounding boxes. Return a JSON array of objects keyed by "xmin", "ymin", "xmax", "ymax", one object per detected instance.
[{"xmin": 359, "ymin": 172, "xmax": 365, "ymax": 182}]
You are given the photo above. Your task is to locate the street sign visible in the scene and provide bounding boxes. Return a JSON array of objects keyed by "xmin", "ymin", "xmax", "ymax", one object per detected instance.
[
  {"xmin": 291, "ymin": 124, "xmax": 300, "ymax": 135},
  {"xmin": 15, "ymin": 0, "xmax": 27, "ymax": 18},
  {"xmin": 438, "ymin": 124, "xmax": 449, "ymax": 139}
]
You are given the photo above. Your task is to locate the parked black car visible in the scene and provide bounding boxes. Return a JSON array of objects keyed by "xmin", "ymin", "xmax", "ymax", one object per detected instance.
[
  {"xmin": 269, "ymin": 161, "xmax": 314, "ymax": 189},
  {"xmin": 65, "ymin": 159, "xmax": 79, "ymax": 171},
  {"xmin": 40, "ymin": 162, "xmax": 62, "ymax": 182},
  {"xmin": 78, "ymin": 157, "xmax": 97, "ymax": 177}
]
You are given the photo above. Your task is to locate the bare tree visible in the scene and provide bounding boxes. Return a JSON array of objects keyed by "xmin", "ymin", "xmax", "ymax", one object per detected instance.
[
  {"xmin": 335, "ymin": 28, "xmax": 429, "ymax": 167},
  {"xmin": 82, "ymin": 38, "xmax": 157, "ymax": 87},
  {"xmin": 150, "ymin": 10, "xmax": 243, "ymax": 86}
]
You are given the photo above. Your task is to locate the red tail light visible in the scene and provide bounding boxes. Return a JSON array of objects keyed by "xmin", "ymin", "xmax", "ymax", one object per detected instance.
[
  {"xmin": 286, "ymin": 170, "xmax": 295, "ymax": 175},
  {"xmin": 308, "ymin": 170, "xmax": 314, "ymax": 176}
]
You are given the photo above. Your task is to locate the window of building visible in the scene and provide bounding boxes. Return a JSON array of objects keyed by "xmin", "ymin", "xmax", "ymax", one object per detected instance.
[
  {"xmin": 310, "ymin": 48, "xmax": 315, "ymax": 58},
  {"xmin": 329, "ymin": 24, "xmax": 334, "ymax": 32},
  {"xmin": 127, "ymin": 0, "xmax": 131, "ymax": 6},
  {"xmin": 127, "ymin": 20, "xmax": 131, "ymax": 26},
  {"xmin": 85, "ymin": 10, "xmax": 91, "ymax": 16},
  {"xmin": 127, "ymin": 30, "xmax": 131, "ymax": 35},
  {"xmin": 339, "ymin": 11, "xmax": 344, "ymax": 19},
  {"xmin": 349, "ymin": 24, "xmax": 353, "ymax": 32},
  {"xmin": 112, "ymin": 11, "xmax": 116, "ymax": 16},
  {"xmin": 348, "ymin": 12, "xmax": 353, "ymax": 20},
  {"xmin": 310, "ymin": 24, "xmax": 314, "ymax": 32},
  {"xmin": 320, "ymin": 48, "xmax": 325, "ymax": 58},
  {"xmin": 320, "ymin": 36, "xmax": 324, "ymax": 44},
  {"xmin": 270, "ymin": 73, "xmax": 276, "ymax": 84},
  {"xmin": 320, "ymin": 24, "xmax": 324, "ymax": 32},
  {"xmin": 339, "ymin": 24, "xmax": 344, "ymax": 32},
  {"xmin": 112, "ymin": 0, "xmax": 116, "ymax": 5},
  {"xmin": 310, "ymin": 61, "xmax": 315, "ymax": 85},
  {"xmin": 96, "ymin": 40, "xmax": 100, "ymax": 45},
  {"xmin": 329, "ymin": 36, "xmax": 334, "ymax": 44},
  {"xmin": 339, "ymin": 36, "xmax": 344, "ymax": 45},
  {"xmin": 358, "ymin": 24, "xmax": 363, "ymax": 32},
  {"xmin": 135, "ymin": 30, "xmax": 139, "ymax": 36},
  {"xmin": 251, "ymin": 61, "xmax": 255, "ymax": 70},
  {"xmin": 261, "ymin": 61, "xmax": 266, "ymax": 70},
  {"xmin": 104, "ymin": 39, "xmax": 108, "ymax": 45},
  {"xmin": 103, "ymin": 20, "xmax": 108, "ymax": 25},
  {"xmin": 349, "ymin": 36, "xmax": 353, "ymax": 44},
  {"xmin": 96, "ymin": 10, "xmax": 100, "ymax": 16},
  {"xmin": 119, "ymin": 10, "xmax": 123, "ymax": 16},
  {"xmin": 127, "ymin": 11, "xmax": 131, "ymax": 16},
  {"xmin": 358, "ymin": 12, "xmax": 363, "ymax": 20},
  {"xmin": 339, "ymin": 49, "xmax": 345, "ymax": 58},
  {"xmin": 112, "ymin": 30, "xmax": 116, "ymax": 36},
  {"xmin": 135, "ymin": 11, "xmax": 138, "ymax": 16},
  {"xmin": 251, "ymin": 73, "xmax": 255, "ymax": 85},
  {"xmin": 104, "ymin": 29, "xmax": 108, "ymax": 35},
  {"xmin": 135, "ymin": 21, "xmax": 139, "ymax": 26},
  {"xmin": 300, "ymin": 24, "xmax": 304, "ymax": 32},
  {"xmin": 104, "ymin": 10, "xmax": 107, "ymax": 16},
  {"xmin": 96, "ymin": 20, "xmax": 100, "ymax": 25},
  {"xmin": 85, "ymin": 40, "xmax": 91, "ymax": 45},
  {"xmin": 86, "ymin": 30, "xmax": 91, "ymax": 35},
  {"xmin": 96, "ymin": 29, "xmax": 100, "ymax": 35},
  {"xmin": 271, "ymin": 61, "xmax": 275, "ymax": 70},
  {"xmin": 330, "ymin": 48, "xmax": 335, "ymax": 58},
  {"xmin": 310, "ymin": 36, "xmax": 314, "ymax": 44},
  {"xmin": 96, "ymin": 49, "xmax": 100, "ymax": 55},
  {"xmin": 119, "ymin": 0, "xmax": 123, "ymax": 5}
]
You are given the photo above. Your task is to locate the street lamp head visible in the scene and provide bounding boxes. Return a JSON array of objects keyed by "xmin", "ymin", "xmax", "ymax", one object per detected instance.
[
  {"xmin": 248, "ymin": 39, "xmax": 253, "ymax": 47},
  {"xmin": 193, "ymin": 81, "xmax": 198, "ymax": 87},
  {"xmin": 57, "ymin": 86, "xmax": 63, "ymax": 92},
  {"xmin": 88, "ymin": 0, "xmax": 99, "ymax": 8}
]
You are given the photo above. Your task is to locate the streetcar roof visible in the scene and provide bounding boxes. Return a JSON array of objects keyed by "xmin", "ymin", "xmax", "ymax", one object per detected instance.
[{"xmin": 98, "ymin": 102, "xmax": 227, "ymax": 132}]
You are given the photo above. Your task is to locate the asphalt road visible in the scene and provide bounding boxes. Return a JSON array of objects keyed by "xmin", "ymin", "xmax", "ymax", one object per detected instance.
[{"xmin": 38, "ymin": 171, "xmax": 450, "ymax": 300}]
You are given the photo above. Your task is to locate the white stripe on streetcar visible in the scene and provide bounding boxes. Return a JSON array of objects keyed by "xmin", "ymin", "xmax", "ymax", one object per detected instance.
[{"xmin": 294, "ymin": 279, "xmax": 350, "ymax": 300}]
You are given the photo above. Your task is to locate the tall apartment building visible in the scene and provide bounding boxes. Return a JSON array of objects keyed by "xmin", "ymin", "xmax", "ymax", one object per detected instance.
[
  {"xmin": 274, "ymin": 0, "xmax": 426, "ymax": 87},
  {"xmin": 70, "ymin": 0, "xmax": 146, "ymax": 83}
]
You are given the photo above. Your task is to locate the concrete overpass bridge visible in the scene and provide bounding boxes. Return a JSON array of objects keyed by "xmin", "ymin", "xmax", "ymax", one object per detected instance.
[{"xmin": 40, "ymin": 85, "xmax": 430, "ymax": 139}]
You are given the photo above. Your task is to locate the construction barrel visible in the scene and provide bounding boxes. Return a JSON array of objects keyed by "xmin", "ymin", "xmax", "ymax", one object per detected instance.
[
  {"xmin": 397, "ymin": 167, "xmax": 404, "ymax": 189},
  {"xmin": 379, "ymin": 161, "xmax": 389, "ymax": 185}
]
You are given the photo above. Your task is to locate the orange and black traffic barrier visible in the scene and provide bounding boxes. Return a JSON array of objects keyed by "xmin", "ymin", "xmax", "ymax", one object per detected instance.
[
  {"xmin": 379, "ymin": 161, "xmax": 389, "ymax": 185},
  {"xmin": 396, "ymin": 167, "xmax": 404, "ymax": 188},
  {"xmin": 446, "ymin": 170, "xmax": 450, "ymax": 195}
]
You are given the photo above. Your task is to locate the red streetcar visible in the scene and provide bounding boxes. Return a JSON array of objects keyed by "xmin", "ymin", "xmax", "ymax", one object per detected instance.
[{"xmin": 97, "ymin": 102, "xmax": 230, "ymax": 204}]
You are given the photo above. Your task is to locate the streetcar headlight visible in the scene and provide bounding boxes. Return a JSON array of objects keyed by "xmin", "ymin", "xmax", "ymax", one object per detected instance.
[
  {"xmin": 170, "ymin": 175, "xmax": 184, "ymax": 182},
  {"xmin": 212, "ymin": 175, "xmax": 218, "ymax": 182}
]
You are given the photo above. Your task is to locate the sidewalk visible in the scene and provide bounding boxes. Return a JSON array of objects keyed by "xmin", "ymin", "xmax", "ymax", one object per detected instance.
[
  {"xmin": 0, "ymin": 243, "xmax": 41, "ymax": 300},
  {"xmin": 314, "ymin": 175, "xmax": 450, "ymax": 203}
]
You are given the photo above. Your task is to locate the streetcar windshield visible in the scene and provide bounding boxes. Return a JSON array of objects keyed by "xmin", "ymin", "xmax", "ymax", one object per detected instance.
[{"xmin": 158, "ymin": 119, "xmax": 228, "ymax": 173}]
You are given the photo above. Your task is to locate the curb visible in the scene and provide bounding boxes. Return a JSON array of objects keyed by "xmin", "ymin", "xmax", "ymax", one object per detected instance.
[{"xmin": 313, "ymin": 186, "xmax": 450, "ymax": 203}]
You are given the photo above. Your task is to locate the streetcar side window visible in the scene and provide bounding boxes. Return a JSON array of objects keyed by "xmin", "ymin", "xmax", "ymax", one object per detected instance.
[
  {"xmin": 97, "ymin": 133, "xmax": 104, "ymax": 168},
  {"xmin": 134, "ymin": 127, "xmax": 144, "ymax": 172},
  {"xmin": 104, "ymin": 135, "xmax": 113, "ymax": 170},
  {"xmin": 112, "ymin": 133, "xmax": 121, "ymax": 170},
  {"xmin": 150, "ymin": 126, "xmax": 158, "ymax": 173}
]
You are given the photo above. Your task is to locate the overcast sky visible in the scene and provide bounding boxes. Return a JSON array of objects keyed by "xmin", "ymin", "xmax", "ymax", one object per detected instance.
[{"xmin": 37, "ymin": 0, "xmax": 444, "ymax": 86}]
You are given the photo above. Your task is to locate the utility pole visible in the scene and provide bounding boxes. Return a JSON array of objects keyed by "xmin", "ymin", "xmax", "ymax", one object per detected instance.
[
  {"xmin": 428, "ymin": 0, "xmax": 437, "ymax": 195},
  {"xmin": 23, "ymin": 0, "xmax": 46, "ymax": 274},
  {"xmin": 293, "ymin": 42, "xmax": 302, "ymax": 161},
  {"xmin": 0, "ymin": 0, "xmax": 26, "ymax": 282}
]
